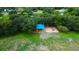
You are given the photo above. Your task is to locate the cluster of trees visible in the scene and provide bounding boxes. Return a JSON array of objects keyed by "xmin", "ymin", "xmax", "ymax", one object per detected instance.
[{"xmin": 0, "ymin": 7, "xmax": 79, "ymax": 36}]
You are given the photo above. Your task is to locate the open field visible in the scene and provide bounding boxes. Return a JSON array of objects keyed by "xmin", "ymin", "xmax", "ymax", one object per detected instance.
[{"xmin": 0, "ymin": 32, "xmax": 79, "ymax": 51}]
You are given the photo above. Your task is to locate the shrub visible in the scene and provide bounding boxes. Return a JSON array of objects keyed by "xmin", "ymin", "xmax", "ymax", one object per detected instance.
[
  {"xmin": 62, "ymin": 16, "xmax": 79, "ymax": 31},
  {"xmin": 57, "ymin": 25, "xmax": 69, "ymax": 32}
]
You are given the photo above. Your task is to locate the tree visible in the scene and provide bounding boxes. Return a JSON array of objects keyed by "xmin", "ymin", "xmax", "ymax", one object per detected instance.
[{"xmin": 62, "ymin": 16, "xmax": 79, "ymax": 31}]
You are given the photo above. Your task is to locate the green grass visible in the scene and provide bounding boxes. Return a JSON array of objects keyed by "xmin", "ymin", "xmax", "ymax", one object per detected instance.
[
  {"xmin": 0, "ymin": 32, "xmax": 79, "ymax": 51},
  {"xmin": 42, "ymin": 32, "xmax": 79, "ymax": 51}
]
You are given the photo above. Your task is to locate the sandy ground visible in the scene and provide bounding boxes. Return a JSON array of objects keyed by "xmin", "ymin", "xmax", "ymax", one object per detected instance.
[{"xmin": 45, "ymin": 27, "xmax": 59, "ymax": 33}]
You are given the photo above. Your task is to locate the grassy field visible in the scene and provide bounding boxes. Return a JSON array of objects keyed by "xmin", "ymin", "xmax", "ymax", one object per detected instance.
[{"xmin": 0, "ymin": 32, "xmax": 79, "ymax": 51}]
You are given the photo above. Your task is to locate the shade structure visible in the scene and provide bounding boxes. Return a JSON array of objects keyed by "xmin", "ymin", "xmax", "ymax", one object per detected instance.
[{"xmin": 36, "ymin": 24, "xmax": 45, "ymax": 30}]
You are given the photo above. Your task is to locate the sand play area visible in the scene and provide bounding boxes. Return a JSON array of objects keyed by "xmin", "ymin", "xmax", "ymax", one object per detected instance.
[{"xmin": 44, "ymin": 27, "xmax": 59, "ymax": 33}]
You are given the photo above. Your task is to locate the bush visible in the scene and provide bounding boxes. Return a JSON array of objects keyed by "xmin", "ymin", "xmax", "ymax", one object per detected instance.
[
  {"xmin": 57, "ymin": 25, "xmax": 69, "ymax": 32},
  {"xmin": 62, "ymin": 16, "xmax": 79, "ymax": 31}
]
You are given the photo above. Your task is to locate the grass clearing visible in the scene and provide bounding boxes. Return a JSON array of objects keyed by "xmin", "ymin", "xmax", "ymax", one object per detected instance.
[{"xmin": 0, "ymin": 32, "xmax": 79, "ymax": 51}]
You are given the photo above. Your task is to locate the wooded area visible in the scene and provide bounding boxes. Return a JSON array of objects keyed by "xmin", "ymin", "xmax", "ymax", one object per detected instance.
[{"xmin": 0, "ymin": 7, "xmax": 79, "ymax": 36}]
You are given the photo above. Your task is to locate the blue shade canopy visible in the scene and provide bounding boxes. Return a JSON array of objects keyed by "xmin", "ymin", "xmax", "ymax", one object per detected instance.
[{"xmin": 36, "ymin": 24, "xmax": 45, "ymax": 30}]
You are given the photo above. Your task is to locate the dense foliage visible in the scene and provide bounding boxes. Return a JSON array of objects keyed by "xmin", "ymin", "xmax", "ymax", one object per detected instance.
[{"xmin": 0, "ymin": 7, "xmax": 79, "ymax": 35}]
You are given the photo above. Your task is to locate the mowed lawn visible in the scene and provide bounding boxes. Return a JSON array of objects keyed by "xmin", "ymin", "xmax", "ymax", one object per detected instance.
[{"xmin": 0, "ymin": 32, "xmax": 79, "ymax": 51}]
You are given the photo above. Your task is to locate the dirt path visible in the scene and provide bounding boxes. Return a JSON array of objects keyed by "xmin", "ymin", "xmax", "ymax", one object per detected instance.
[
  {"xmin": 40, "ymin": 31, "xmax": 51, "ymax": 39},
  {"xmin": 40, "ymin": 27, "xmax": 59, "ymax": 39}
]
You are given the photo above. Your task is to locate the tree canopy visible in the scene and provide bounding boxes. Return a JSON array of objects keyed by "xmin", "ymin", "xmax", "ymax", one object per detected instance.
[{"xmin": 0, "ymin": 7, "xmax": 79, "ymax": 36}]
